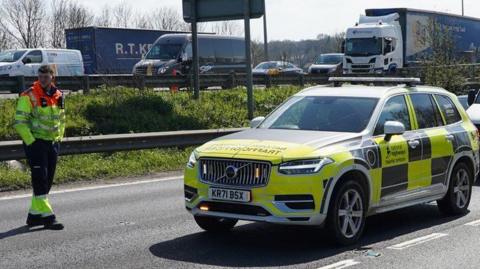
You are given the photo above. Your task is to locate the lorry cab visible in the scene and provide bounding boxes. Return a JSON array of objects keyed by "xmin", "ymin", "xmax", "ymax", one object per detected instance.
[
  {"xmin": 0, "ymin": 49, "xmax": 84, "ymax": 77},
  {"xmin": 133, "ymin": 34, "xmax": 246, "ymax": 76},
  {"xmin": 344, "ymin": 13, "xmax": 403, "ymax": 74}
]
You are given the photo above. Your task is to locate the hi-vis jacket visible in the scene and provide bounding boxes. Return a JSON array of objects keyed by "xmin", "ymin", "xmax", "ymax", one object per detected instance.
[{"xmin": 14, "ymin": 81, "xmax": 65, "ymax": 145}]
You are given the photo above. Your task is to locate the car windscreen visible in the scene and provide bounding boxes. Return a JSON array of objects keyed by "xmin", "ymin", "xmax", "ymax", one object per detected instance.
[
  {"xmin": 345, "ymin": 38, "xmax": 382, "ymax": 57},
  {"xmin": 315, "ymin": 55, "xmax": 343, "ymax": 64},
  {"xmin": 145, "ymin": 43, "xmax": 183, "ymax": 60},
  {"xmin": 254, "ymin": 62, "xmax": 277, "ymax": 69},
  {"xmin": 259, "ymin": 96, "xmax": 378, "ymax": 132},
  {"xmin": 0, "ymin": 50, "xmax": 27, "ymax": 62}
]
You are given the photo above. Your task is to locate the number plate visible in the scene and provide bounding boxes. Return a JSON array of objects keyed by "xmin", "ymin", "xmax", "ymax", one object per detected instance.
[{"xmin": 208, "ymin": 187, "xmax": 251, "ymax": 202}]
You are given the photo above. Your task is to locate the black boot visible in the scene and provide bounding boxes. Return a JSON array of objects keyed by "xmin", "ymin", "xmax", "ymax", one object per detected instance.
[
  {"xmin": 26, "ymin": 213, "xmax": 44, "ymax": 227},
  {"xmin": 42, "ymin": 215, "xmax": 64, "ymax": 230}
]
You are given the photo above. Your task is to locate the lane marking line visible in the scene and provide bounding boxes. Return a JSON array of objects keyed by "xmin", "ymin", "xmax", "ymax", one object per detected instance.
[
  {"xmin": 387, "ymin": 233, "xmax": 448, "ymax": 250},
  {"xmin": 317, "ymin": 259, "xmax": 360, "ymax": 269},
  {"xmin": 0, "ymin": 176, "xmax": 183, "ymax": 201},
  {"xmin": 465, "ymin": 219, "xmax": 480, "ymax": 226}
]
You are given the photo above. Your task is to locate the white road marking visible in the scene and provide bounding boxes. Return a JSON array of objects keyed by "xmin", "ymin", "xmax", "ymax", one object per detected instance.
[
  {"xmin": 387, "ymin": 233, "xmax": 448, "ymax": 250},
  {"xmin": 465, "ymin": 219, "xmax": 480, "ymax": 226},
  {"xmin": 0, "ymin": 176, "xmax": 183, "ymax": 201},
  {"xmin": 317, "ymin": 259, "xmax": 360, "ymax": 269}
]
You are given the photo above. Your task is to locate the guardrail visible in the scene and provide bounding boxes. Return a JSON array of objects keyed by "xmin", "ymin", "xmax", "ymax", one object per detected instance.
[
  {"xmin": 0, "ymin": 73, "xmax": 331, "ymax": 93},
  {"xmin": 0, "ymin": 128, "xmax": 246, "ymax": 161}
]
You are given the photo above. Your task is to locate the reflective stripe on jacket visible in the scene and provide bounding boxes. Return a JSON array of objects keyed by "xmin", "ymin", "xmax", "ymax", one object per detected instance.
[{"xmin": 14, "ymin": 81, "xmax": 65, "ymax": 145}]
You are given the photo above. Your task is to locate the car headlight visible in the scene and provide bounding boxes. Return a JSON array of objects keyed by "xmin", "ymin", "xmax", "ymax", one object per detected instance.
[
  {"xmin": 278, "ymin": 158, "xmax": 333, "ymax": 175},
  {"xmin": 187, "ymin": 151, "xmax": 198, "ymax": 168}
]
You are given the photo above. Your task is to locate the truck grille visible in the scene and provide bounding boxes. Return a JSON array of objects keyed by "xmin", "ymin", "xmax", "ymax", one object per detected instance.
[
  {"xmin": 199, "ymin": 158, "xmax": 271, "ymax": 187},
  {"xmin": 134, "ymin": 66, "xmax": 158, "ymax": 75}
]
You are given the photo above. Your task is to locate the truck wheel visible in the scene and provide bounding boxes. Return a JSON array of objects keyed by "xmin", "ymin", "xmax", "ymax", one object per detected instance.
[
  {"xmin": 437, "ymin": 162, "xmax": 472, "ymax": 215},
  {"xmin": 327, "ymin": 179, "xmax": 366, "ymax": 246},
  {"xmin": 194, "ymin": 216, "xmax": 238, "ymax": 232}
]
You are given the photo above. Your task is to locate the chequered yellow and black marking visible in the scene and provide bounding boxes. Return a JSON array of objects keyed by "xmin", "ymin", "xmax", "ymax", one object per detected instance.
[{"xmin": 344, "ymin": 122, "xmax": 478, "ymax": 202}]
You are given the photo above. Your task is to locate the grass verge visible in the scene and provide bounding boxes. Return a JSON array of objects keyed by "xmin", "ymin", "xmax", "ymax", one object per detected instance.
[{"xmin": 0, "ymin": 147, "xmax": 192, "ymax": 192}]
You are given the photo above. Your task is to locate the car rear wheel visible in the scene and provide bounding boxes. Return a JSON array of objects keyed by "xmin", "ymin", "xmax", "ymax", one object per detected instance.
[
  {"xmin": 437, "ymin": 162, "xmax": 473, "ymax": 215},
  {"xmin": 327, "ymin": 180, "xmax": 366, "ymax": 245},
  {"xmin": 194, "ymin": 216, "xmax": 238, "ymax": 232}
]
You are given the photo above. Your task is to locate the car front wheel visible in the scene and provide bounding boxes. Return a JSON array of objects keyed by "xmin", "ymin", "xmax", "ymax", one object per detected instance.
[{"xmin": 327, "ymin": 180, "xmax": 366, "ymax": 245}]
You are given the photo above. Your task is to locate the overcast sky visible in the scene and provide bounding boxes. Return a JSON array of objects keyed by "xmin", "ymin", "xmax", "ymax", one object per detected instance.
[{"xmin": 80, "ymin": 0, "xmax": 480, "ymax": 41}]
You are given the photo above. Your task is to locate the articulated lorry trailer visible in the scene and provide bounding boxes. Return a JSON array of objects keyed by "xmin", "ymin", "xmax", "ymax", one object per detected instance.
[
  {"xmin": 344, "ymin": 8, "xmax": 480, "ymax": 74},
  {"xmin": 65, "ymin": 27, "xmax": 186, "ymax": 74}
]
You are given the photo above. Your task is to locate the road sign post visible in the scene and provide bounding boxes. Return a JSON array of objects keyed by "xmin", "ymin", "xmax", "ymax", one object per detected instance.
[
  {"xmin": 244, "ymin": 0, "xmax": 254, "ymax": 119},
  {"xmin": 190, "ymin": 0, "xmax": 200, "ymax": 99},
  {"xmin": 182, "ymin": 0, "xmax": 264, "ymax": 118}
]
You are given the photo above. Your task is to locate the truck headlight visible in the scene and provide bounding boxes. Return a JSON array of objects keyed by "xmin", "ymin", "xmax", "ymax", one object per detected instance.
[
  {"xmin": 158, "ymin": 67, "xmax": 168, "ymax": 74},
  {"xmin": 187, "ymin": 151, "xmax": 198, "ymax": 168},
  {"xmin": 278, "ymin": 158, "xmax": 333, "ymax": 175}
]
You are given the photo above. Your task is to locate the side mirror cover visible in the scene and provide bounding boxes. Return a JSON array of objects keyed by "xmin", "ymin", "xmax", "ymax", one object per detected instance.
[
  {"xmin": 468, "ymin": 89, "xmax": 478, "ymax": 106},
  {"xmin": 384, "ymin": 121, "xmax": 405, "ymax": 141},
  {"xmin": 250, "ymin": 116, "xmax": 265, "ymax": 128}
]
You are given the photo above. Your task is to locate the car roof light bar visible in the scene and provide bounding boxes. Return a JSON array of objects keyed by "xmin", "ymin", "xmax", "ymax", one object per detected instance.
[{"xmin": 329, "ymin": 77, "xmax": 421, "ymax": 87}]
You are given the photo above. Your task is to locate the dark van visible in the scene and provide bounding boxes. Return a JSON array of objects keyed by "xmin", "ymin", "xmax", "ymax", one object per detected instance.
[{"xmin": 132, "ymin": 34, "xmax": 246, "ymax": 76}]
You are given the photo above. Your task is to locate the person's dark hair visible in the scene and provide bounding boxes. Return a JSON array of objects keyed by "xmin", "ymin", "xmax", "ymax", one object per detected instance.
[{"xmin": 38, "ymin": 65, "xmax": 55, "ymax": 75}]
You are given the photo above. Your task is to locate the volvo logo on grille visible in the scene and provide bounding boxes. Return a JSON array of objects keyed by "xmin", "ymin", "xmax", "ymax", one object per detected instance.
[{"xmin": 225, "ymin": 165, "xmax": 239, "ymax": 180}]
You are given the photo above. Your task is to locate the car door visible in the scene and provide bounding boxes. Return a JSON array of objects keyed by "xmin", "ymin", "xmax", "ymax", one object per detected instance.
[
  {"xmin": 373, "ymin": 94, "xmax": 412, "ymax": 198},
  {"xmin": 434, "ymin": 94, "xmax": 470, "ymax": 182},
  {"xmin": 409, "ymin": 93, "xmax": 453, "ymax": 188}
]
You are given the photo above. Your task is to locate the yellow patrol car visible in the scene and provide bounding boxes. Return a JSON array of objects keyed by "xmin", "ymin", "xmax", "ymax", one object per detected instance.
[{"xmin": 184, "ymin": 77, "xmax": 480, "ymax": 245}]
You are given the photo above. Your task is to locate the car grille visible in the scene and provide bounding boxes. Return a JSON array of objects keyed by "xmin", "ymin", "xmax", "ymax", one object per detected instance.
[
  {"xmin": 199, "ymin": 158, "xmax": 271, "ymax": 187},
  {"xmin": 311, "ymin": 69, "xmax": 330, "ymax": 74}
]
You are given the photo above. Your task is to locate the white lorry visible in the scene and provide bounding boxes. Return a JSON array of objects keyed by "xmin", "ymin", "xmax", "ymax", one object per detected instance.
[{"xmin": 344, "ymin": 8, "xmax": 480, "ymax": 74}]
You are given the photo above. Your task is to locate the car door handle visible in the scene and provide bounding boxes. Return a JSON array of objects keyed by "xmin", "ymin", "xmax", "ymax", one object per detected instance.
[
  {"xmin": 408, "ymin": 140, "xmax": 420, "ymax": 149},
  {"xmin": 446, "ymin": 134, "xmax": 455, "ymax": 142}
]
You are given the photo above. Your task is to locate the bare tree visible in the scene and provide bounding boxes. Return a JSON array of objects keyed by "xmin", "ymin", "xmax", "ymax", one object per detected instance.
[
  {"xmin": 50, "ymin": 0, "xmax": 93, "ymax": 48},
  {"xmin": 0, "ymin": 0, "xmax": 46, "ymax": 48},
  {"xmin": 134, "ymin": 12, "xmax": 152, "ymax": 29},
  {"xmin": 210, "ymin": 21, "xmax": 242, "ymax": 36},
  {"xmin": 112, "ymin": 1, "xmax": 133, "ymax": 28},
  {"xmin": 67, "ymin": 1, "xmax": 94, "ymax": 29},
  {"xmin": 95, "ymin": 5, "xmax": 112, "ymax": 27},
  {"xmin": 0, "ymin": 28, "xmax": 11, "ymax": 50},
  {"xmin": 50, "ymin": 0, "xmax": 68, "ymax": 48},
  {"xmin": 149, "ymin": 7, "xmax": 189, "ymax": 31}
]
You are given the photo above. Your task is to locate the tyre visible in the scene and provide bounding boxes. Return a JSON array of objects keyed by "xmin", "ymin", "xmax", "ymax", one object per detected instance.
[
  {"xmin": 327, "ymin": 179, "xmax": 367, "ymax": 245},
  {"xmin": 437, "ymin": 162, "xmax": 473, "ymax": 215},
  {"xmin": 194, "ymin": 216, "xmax": 238, "ymax": 232}
]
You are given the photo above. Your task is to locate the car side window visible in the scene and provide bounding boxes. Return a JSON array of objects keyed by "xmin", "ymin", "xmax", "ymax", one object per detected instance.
[
  {"xmin": 410, "ymin": 94, "xmax": 443, "ymax": 129},
  {"xmin": 374, "ymin": 95, "xmax": 411, "ymax": 135},
  {"xmin": 435, "ymin": 95, "xmax": 462, "ymax": 124},
  {"xmin": 23, "ymin": 50, "xmax": 43, "ymax": 64}
]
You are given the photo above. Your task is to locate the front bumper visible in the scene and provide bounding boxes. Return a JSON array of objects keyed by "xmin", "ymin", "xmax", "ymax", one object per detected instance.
[{"xmin": 184, "ymin": 166, "xmax": 329, "ymax": 226}]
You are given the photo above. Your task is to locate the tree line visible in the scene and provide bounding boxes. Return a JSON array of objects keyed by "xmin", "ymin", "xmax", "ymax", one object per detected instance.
[{"xmin": 0, "ymin": 0, "xmax": 344, "ymax": 67}]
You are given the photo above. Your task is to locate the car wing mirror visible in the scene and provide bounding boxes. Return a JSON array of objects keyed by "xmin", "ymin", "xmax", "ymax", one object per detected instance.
[
  {"xmin": 250, "ymin": 116, "xmax": 265, "ymax": 128},
  {"xmin": 384, "ymin": 121, "xmax": 405, "ymax": 141},
  {"xmin": 468, "ymin": 89, "xmax": 478, "ymax": 106}
]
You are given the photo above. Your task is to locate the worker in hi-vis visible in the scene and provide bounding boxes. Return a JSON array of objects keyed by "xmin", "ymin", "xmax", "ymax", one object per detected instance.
[{"xmin": 14, "ymin": 65, "xmax": 66, "ymax": 230}]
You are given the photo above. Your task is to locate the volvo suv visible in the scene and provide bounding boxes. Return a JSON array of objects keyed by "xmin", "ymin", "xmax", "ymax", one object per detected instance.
[{"xmin": 184, "ymin": 77, "xmax": 479, "ymax": 245}]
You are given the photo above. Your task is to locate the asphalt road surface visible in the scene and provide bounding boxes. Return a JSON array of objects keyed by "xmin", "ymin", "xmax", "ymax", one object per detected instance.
[{"xmin": 2, "ymin": 173, "xmax": 480, "ymax": 269}]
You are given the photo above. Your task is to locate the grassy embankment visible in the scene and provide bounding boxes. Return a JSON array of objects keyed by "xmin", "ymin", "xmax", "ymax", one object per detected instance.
[{"xmin": 0, "ymin": 86, "xmax": 301, "ymax": 191}]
